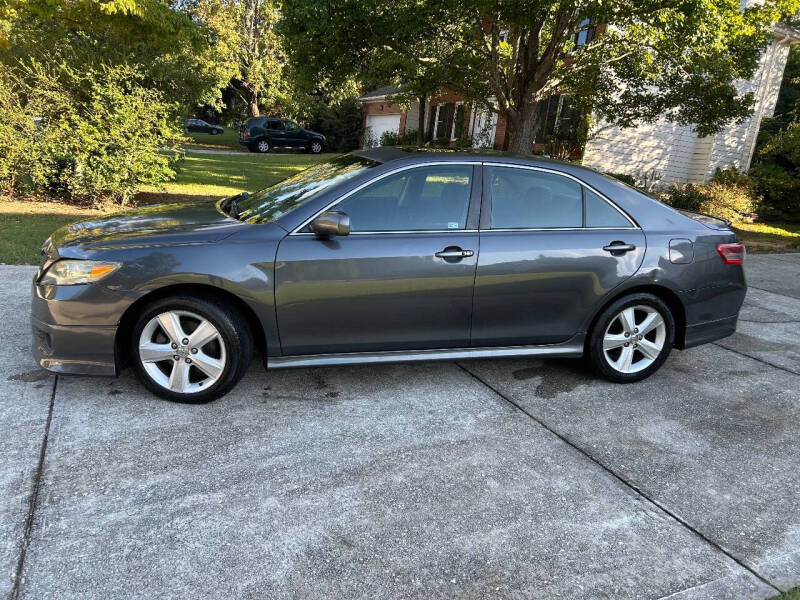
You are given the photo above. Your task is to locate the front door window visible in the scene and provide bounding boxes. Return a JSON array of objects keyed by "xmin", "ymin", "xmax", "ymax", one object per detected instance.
[{"xmin": 334, "ymin": 165, "xmax": 473, "ymax": 232}]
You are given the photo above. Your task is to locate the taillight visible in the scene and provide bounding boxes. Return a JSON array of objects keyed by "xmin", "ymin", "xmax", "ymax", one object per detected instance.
[
  {"xmin": 244, "ymin": 130, "xmax": 251, "ymax": 138},
  {"xmin": 717, "ymin": 242, "xmax": 745, "ymax": 264}
]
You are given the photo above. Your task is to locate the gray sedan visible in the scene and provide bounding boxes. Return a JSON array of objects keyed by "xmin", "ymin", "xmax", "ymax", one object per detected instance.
[{"xmin": 31, "ymin": 149, "xmax": 746, "ymax": 402}]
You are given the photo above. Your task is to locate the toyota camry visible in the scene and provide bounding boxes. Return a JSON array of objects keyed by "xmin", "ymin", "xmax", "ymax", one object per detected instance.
[{"xmin": 31, "ymin": 148, "xmax": 747, "ymax": 402}]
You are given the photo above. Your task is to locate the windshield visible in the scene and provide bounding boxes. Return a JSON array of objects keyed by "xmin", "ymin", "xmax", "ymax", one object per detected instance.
[{"xmin": 235, "ymin": 155, "xmax": 379, "ymax": 224}]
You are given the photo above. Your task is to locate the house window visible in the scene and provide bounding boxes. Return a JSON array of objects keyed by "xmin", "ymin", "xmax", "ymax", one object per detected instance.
[
  {"xmin": 533, "ymin": 95, "xmax": 583, "ymax": 144},
  {"xmin": 572, "ymin": 18, "xmax": 595, "ymax": 48},
  {"xmin": 433, "ymin": 102, "xmax": 465, "ymax": 141}
]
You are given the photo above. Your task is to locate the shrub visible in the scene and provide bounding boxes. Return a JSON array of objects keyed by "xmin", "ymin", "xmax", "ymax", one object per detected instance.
[
  {"xmin": 304, "ymin": 97, "xmax": 362, "ymax": 153},
  {"xmin": 401, "ymin": 128, "xmax": 418, "ymax": 144},
  {"xmin": 380, "ymin": 130, "xmax": 401, "ymax": 146},
  {"xmin": 711, "ymin": 167, "xmax": 754, "ymax": 189},
  {"xmin": 605, "ymin": 172, "xmax": 637, "ymax": 187},
  {"xmin": 660, "ymin": 182, "xmax": 758, "ymax": 222},
  {"xmin": 750, "ymin": 122, "xmax": 800, "ymax": 221},
  {"xmin": 1, "ymin": 63, "xmax": 182, "ymax": 205}
]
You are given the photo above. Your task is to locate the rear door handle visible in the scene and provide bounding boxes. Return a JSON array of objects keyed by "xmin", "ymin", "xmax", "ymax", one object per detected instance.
[
  {"xmin": 602, "ymin": 242, "xmax": 636, "ymax": 253},
  {"xmin": 435, "ymin": 247, "xmax": 474, "ymax": 259}
]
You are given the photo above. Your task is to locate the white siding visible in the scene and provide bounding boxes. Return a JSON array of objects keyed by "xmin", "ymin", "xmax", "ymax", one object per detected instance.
[
  {"xmin": 705, "ymin": 40, "xmax": 790, "ymax": 179},
  {"xmin": 403, "ymin": 101, "xmax": 420, "ymax": 135},
  {"xmin": 582, "ymin": 35, "xmax": 794, "ymax": 186},
  {"xmin": 582, "ymin": 120, "xmax": 700, "ymax": 185}
]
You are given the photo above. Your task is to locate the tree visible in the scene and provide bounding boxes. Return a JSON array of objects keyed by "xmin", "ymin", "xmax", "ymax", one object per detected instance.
[
  {"xmin": 281, "ymin": 0, "xmax": 457, "ymax": 144},
  {"xmin": 281, "ymin": 0, "xmax": 800, "ymax": 153},
  {"xmin": 187, "ymin": 0, "xmax": 289, "ymax": 117}
]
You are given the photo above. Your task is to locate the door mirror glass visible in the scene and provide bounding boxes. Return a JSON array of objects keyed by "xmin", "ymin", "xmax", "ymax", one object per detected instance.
[{"xmin": 310, "ymin": 211, "xmax": 350, "ymax": 237}]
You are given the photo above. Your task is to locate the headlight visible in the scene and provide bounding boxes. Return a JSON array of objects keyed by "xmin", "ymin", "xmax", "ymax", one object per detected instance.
[{"xmin": 39, "ymin": 260, "xmax": 121, "ymax": 285}]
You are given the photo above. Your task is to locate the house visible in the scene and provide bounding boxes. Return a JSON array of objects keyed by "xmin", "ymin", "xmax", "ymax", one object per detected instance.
[{"xmin": 359, "ymin": 23, "xmax": 800, "ymax": 186}]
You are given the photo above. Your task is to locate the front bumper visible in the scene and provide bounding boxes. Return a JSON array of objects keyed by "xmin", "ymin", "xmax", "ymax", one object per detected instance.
[
  {"xmin": 31, "ymin": 315, "xmax": 117, "ymax": 376},
  {"xmin": 30, "ymin": 276, "xmax": 129, "ymax": 377}
]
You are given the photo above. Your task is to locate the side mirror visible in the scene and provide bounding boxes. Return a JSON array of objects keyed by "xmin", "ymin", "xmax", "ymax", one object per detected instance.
[{"xmin": 309, "ymin": 210, "xmax": 350, "ymax": 238}]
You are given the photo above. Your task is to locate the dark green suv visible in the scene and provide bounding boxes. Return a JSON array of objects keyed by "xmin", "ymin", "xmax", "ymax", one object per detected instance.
[{"xmin": 239, "ymin": 117, "xmax": 327, "ymax": 154}]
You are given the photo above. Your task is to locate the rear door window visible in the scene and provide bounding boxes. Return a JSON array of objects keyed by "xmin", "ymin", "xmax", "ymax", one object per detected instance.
[{"xmin": 488, "ymin": 166, "xmax": 582, "ymax": 229}]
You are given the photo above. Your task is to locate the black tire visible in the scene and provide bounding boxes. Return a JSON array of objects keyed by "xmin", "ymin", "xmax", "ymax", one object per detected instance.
[
  {"xmin": 256, "ymin": 138, "xmax": 271, "ymax": 153},
  {"xmin": 129, "ymin": 295, "xmax": 253, "ymax": 403},
  {"xmin": 308, "ymin": 140, "xmax": 323, "ymax": 154},
  {"xmin": 587, "ymin": 293, "xmax": 675, "ymax": 383}
]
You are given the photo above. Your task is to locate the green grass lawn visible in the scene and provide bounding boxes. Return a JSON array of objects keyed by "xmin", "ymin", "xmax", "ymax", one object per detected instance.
[
  {"xmin": 184, "ymin": 127, "xmax": 245, "ymax": 152},
  {"xmin": 139, "ymin": 150, "xmax": 336, "ymax": 202},
  {"xmin": 0, "ymin": 201, "xmax": 102, "ymax": 264},
  {"xmin": 1, "ymin": 152, "xmax": 335, "ymax": 264},
  {"xmin": 772, "ymin": 588, "xmax": 800, "ymax": 600},
  {"xmin": 733, "ymin": 221, "xmax": 800, "ymax": 253}
]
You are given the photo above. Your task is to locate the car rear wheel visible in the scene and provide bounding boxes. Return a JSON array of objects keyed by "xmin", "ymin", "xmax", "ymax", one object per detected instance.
[
  {"xmin": 256, "ymin": 138, "xmax": 270, "ymax": 153},
  {"xmin": 309, "ymin": 140, "xmax": 323, "ymax": 154},
  {"xmin": 588, "ymin": 293, "xmax": 674, "ymax": 383},
  {"xmin": 130, "ymin": 295, "xmax": 253, "ymax": 403}
]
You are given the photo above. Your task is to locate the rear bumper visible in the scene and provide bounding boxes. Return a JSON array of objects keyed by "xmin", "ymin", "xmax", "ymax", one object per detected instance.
[
  {"xmin": 681, "ymin": 314, "xmax": 739, "ymax": 349},
  {"xmin": 31, "ymin": 315, "xmax": 117, "ymax": 376}
]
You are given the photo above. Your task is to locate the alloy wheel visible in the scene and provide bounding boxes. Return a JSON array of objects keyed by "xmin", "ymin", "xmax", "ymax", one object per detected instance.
[
  {"xmin": 258, "ymin": 140, "xmax": 270, "ymax": 152},
  {"xmin": 602, "ymin": 305, "xmax": 666, "ymax": 374},
  {"xmin": 310, "ymin": 141, "xmax": 322, "ymax": 153},
  {"xmin": 138, "ymin": 310, "xmax": 227, "ymax": 394}
]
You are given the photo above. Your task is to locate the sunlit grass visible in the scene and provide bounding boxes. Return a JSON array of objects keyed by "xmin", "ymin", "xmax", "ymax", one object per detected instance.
[
  {"xmin": 1, "ymin": 152, "xmax": 338, "ymax": 263},
  {"xmin": 733, "ymin": 221, "xmax": 800, "ymax": 252},
  {"xmin": 0, "ymin": 200, "xmax": 102, "ymax": 264},
  {"xmin": 184, "ymin": 127, "xmax": 244, "ymax": 151},
  {"xmin": 139, "ymin": 151, "xmax": 338, "ymax": 200}
]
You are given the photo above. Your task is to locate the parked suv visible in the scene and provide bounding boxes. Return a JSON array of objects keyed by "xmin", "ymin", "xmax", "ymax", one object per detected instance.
[{"xmin": 239, "ymin": 117, "xmax": 327, "ymax": 154}]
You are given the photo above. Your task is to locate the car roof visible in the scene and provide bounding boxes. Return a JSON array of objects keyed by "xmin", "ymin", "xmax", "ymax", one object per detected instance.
[{"xmin": 352, "ymin": 146, "xmax": 592, "ymax": 173}]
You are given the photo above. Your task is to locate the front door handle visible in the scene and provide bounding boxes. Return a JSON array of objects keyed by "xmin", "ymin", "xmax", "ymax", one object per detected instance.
[
  {"xmin": 435, "ymin": 247, "xmax": 474, "ymax": 259},
  {"xmin": 602, "ymin": 242, "xmax": 636, "ymax": 254}
]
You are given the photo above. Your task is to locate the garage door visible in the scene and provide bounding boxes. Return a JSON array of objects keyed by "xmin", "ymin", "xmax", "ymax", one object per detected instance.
[{"xmin": 364, "ymin": 114, "xmax": 401, "ymax": 148}]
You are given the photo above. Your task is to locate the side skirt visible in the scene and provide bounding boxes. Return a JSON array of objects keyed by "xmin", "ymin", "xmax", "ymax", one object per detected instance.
[{"xmin": 266, "ymin": 336, "xmax": 586, "ymax": 369}]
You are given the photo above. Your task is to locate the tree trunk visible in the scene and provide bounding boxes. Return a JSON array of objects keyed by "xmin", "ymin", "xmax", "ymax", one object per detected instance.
[
  {"xmin": 505, "ymin": 102, "xmax": 539, "ymax": 154},
  {"xmin": 417, "ymin": 95, "xmax": 426, "ymax": 147},
  {"xmin": 245, "ymin": 86, "xmax": 260, "ymax": 117}
]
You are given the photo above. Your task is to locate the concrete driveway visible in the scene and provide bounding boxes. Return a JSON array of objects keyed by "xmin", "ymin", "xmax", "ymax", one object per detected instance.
[{"xmin": 2, "ymin": 255, "xmax": 799, "ymax": 599}]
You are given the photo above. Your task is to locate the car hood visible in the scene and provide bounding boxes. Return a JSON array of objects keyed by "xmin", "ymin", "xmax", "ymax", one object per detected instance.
[{"xmin": 52, "ymin": 199, "xmax": 243, "ymax": 251}]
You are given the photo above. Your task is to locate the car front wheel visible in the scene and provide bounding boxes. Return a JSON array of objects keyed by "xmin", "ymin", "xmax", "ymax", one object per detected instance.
[
  {"xmin": 130, "ymin": 295, "xmax": 253, "ymax": 403},
  {"xmin": 588, "ymin": 293, "xmax": 674, "ymax": 383},
  {"xmin": 309, "ymin": 140, "xmax": 323, "ymax": 154}
]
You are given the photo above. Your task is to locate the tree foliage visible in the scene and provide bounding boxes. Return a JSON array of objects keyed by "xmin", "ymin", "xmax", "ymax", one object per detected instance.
[
  {"xmin": 281, "ymin": 0, "xmax": 800, "ymax": 152},
  {"xmin": 0, "ymin": 63, "xmax": 181, "ymax": 204},
  {"xmin": 0, "ymin": 0, "xmax": 220, "ymax": 202}
]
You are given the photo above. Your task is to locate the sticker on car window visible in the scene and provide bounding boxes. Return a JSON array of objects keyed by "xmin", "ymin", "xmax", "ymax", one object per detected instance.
[{"xmin": 448, "ymin": 222, "xmax": 459, "ymax": 229}]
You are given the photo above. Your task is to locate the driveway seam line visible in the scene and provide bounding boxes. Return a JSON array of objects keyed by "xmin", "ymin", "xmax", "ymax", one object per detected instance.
[
  {"xmin": 711, "ymin": 342, "xmax": 800, "ymax": 376},
  {"xmin": 10, "ymin": 374, "xmax": 57, "ymax": 600},
  {"xmin": 453, "ymin": 362, "xmax": 782, "ymax": 595},
  {"xmin": 746, "ymin": 284, "xmax": 800, "ymax": 301}
]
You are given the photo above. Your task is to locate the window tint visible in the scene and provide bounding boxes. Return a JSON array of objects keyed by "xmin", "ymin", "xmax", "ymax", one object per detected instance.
[
  {"xmin": 236, "ymin": 155, "xmax": 379, "ymax": 224},
  {"xmin": 284, "ymin": 120, "xmax": 300, "ymax": 131},
  {"xmin": 585, "ymin": 188, "xmax": 631, "ymax": 227},
  {"xmin": 489, "ymin": 167, "xmax": 582, "ymax": 229},
  {"xmin": 335, "ymin": 165, "xmax": 473, "ymax": 232},
  {"xmin": 266, "ymin": 120, "xmax": 284, "ymax": 130}
]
